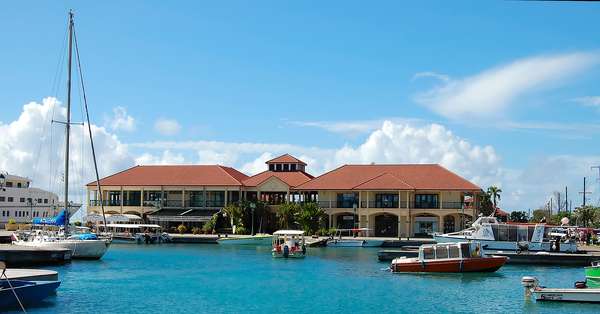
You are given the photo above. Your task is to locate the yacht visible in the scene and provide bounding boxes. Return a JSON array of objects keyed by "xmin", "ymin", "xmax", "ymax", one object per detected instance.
[{"xmin": 433, "ymin": 216, "xmax": 578, "ymax": 253}]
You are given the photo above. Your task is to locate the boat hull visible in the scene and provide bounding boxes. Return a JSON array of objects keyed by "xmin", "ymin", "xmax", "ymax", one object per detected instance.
[
  {"xmin": 391, "ymin": 256, "xmax": 508, "ymax": 273},
  {"xmin": 217, "ymin": 236, "xmax": 272, "ymax": 246},
  {"xmin": 433, "ymin": 234, "xmax": 578, "ymax": 253},
  {"xmin": 533, "ymin": 288, "xmax": 600, "ymax": 303},
  {"xmin": 16, "ymin": 239, "xmax": 110, "ymax": 259},
  {"xmin": 0, "ymin": 280, "xmax": 61, "ymax": 308}
]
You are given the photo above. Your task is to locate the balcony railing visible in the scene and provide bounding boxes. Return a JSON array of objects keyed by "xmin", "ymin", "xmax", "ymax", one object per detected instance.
[{"xmin": 89, "ymin": 200, "xmax": 121, "ymax": 206}]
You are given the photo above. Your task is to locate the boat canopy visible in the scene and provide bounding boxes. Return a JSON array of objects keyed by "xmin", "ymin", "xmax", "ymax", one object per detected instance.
[
  {"xmin": 102, "ymin": 223, "xmax": 161, "ymax": 229},
  {"xmin": 273, "ymin": 230, "xmax": 304, "ymax": 235}
]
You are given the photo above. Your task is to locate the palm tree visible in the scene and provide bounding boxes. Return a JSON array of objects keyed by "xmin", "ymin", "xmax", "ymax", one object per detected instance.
[
  {"xmin": 575, "ymin": 205, "xmax": 597, "ymax": 227},
  {"xmin": 276, "ymin": 202, "xmax": 300, "ymax": 229},
  {"xmin": 222, "ymin": 203, "xmax": 244, "ymax": 234},
  {"xmin": 297, "ymin": 202, "xmax": 327, "ymax": 234},
  {"xmin": 487, "ymin": 186, "xmax": 502, "ymax": 210}
]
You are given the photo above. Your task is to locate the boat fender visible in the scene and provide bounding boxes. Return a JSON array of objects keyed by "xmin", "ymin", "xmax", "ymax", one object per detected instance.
[
  {"xmin": 283, "ymin": 245, "xmax": 289, "ymax": 258},
  {"xmin": 574, "ymin": 281, "xmax": 587, "ymax": 289},
  {"xmin": 420, "ymin": 260, "xmax": 426, "ymax": 270},
  {"xmin": 459, "ymin": 260, "xmax": 464, "ymax": 272}
]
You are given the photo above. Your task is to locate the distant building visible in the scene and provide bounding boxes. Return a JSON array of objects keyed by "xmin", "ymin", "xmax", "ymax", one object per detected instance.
[
  {"xmin": 0, "ymin": 173, "xmax": 60, "ymax": 225},
  {"xmin": 86, "ymin": 154, "xmax": 482, "ymax": 236}
]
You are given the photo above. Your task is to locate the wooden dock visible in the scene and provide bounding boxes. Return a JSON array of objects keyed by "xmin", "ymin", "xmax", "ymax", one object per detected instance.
[
  {"xmin": 487, "ymin": 250, "xmax": 600, "ymax": 266},
  {"xmin": 0, "ymin": 244, "xmax": 71, "ymax": 267}
]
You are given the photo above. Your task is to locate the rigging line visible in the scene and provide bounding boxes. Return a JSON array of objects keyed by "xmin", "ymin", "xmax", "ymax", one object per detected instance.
[{"xmin": 73, "ymin": 25, "xmax": 108, "ymax": 230}]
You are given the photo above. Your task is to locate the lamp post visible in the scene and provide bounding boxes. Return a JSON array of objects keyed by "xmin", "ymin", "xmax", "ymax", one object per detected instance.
[{"xmin": 250, "ymin": 202, "xmax": 256, "ymax": 236}]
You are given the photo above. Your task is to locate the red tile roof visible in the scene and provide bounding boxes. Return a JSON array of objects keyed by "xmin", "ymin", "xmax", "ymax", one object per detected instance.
[
  {"xmin": 295, "ymin": 164, "xmax": 481, "ymax": 191},
  {"xmin": 243, "ymin": 171, "xmax": 314, "ymax": 188},
  {"xmin": 87, "ymin": 165, "xmax": 249, "ymax": 187},
  {"xmin": 266, "ymin": 154, "xmax": 307, "ymax": 165}
]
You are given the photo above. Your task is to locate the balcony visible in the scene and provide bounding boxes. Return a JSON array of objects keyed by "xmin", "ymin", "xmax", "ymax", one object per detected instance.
[
  {"xmin": 89, "ymin": 200, "xmax": 121, "ymax": 207},
  {"xmin": 360, "ymin": 200, "xmax": 399, "ymax": 208}
]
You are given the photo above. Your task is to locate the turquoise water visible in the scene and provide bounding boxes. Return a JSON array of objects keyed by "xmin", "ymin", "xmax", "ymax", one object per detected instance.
[{"xmin": 8, "ymin": 244, "xmax": 600, "ymax": 314}]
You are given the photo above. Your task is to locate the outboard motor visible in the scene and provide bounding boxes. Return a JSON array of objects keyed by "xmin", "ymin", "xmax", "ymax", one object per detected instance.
[
  {"xmin": 521, "ymin": 276, "xmax": 538, "ymax": 300},
  {"xmin": 283, "ymin": 245, "xmax": 289, "ymax": 258}
]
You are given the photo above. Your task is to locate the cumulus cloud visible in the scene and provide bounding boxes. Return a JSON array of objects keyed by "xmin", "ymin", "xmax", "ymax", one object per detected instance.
[
  {"xmin": 154, "ymin": 118, "xmax": 181, "ymax": 136},
  {"xmin": 107, "ymin": 106, "xmax": 135, "ymax": 132},
  {"xmin": 415, "ymin": 52, "xmax": 600, "ymax": 120},
  {"xmin": 0, "ymin": 97, "xmax": 134, "ymax": 205},
  {"xmin": 135, "ymin": 150, "xmax": 187, "ymax": 165}
]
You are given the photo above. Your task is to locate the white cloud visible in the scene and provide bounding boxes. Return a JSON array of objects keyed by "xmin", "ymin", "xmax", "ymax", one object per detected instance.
[
  {"xmin": 288, "ymin": 117, "xmax": 427, "ymax": 137},
  {"xmin": 412, "ymin": 71, "xmax": 450, "ymax": 83},
  {"xmin": 107, "ymin": 106, "xmax": 135, "ymax": 132},
  {"xmin": 572, "ymin": 96, "xmax": 600, "ymax": 108},
  {"xmin": 154, "ymin": 118, "xmax": 181, "ymax": 136},
  {"xmin": 135, "ymin": 150, "xmax": 187, "ymax": 165},
  {"xmin": 240, "ymin": 152, "xmax": 274, "ymax": 174},
  {"xmin": 0, "ymin": 97, "xmax": 134, "ymax": 206},
  {"xmin": 415, "ymin": 52, "xmax": 600, "ymax": 120}
]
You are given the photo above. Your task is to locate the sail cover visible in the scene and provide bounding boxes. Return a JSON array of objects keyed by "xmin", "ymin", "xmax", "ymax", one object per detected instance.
[{"xmin": 32, "ymin": 209, "xmax": 67, "ymax": 226}]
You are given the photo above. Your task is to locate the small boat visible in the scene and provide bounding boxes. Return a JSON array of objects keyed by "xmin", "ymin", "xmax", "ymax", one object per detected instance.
[
  {"xmin": 102, "ymin": 223, "xmax": 170, "ymax": 244},
  {"xmin": 326, "ymin": 228, "xmax": 384, "ymax": 247},
  {"xmin": 522, "ymin": 261, "xmax": 600, "ymax": 303},
  {"xmin": 390, "ymin": 242, "xmax": 508, "ymax": 273},
  {"xmin": 0, "ymin": 262, "xmax": 61, "ymax": 309},
  {"xmin": 217, "ymin": 234, "xmax": 272, "ymax": 246},
  {"xmin": 272, "ymin": 230, "xmax": 306, "ymax": 258}
]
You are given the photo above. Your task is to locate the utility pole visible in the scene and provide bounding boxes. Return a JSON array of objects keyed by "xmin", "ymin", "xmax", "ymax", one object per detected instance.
[
  {"xmin": 565, "ymin": 186, "xmax": 568, "ymax": 213},
  {"xmin": 580, "ymin": 177, "xmax": 592, "ymax": 207}
]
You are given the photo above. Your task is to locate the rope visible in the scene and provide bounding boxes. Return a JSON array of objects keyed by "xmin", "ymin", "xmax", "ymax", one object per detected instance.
[{"xmin": 1, "ymin": 268, "xmax": 27, "ymax": 313}]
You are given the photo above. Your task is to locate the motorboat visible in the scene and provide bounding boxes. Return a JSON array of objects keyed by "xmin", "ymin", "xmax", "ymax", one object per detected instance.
[
  {"xmin": 390, "ymin": 242, "xmax": 508, "ymax": 273},
  {"xmin": 434, "ymin": 216, "xmax": 578, "ymax": 253},
  {"xmin": 14, "ymin": 229, "xmax": 110, "ymax": 260},
  {"xmin": 326, "ymin": 228, "xmax": 384, "ymax": 247},
  {"xmin": 217, "ymin": 234, "xmax": 272, "ymax": 246},
  {"xmin": 272, "ymin": 230, "xmax": 306, "ymax": 258},
  {"xmin": 0, "ymin": 261, "xmax": 61, "ymax": 309},
  {"xmin": 101, "ymin": 223, "xmax": 171, "ymax": 244},
  {"xmin": 521, "ymin": 261, "xmax": 600, "ymax": 303}
]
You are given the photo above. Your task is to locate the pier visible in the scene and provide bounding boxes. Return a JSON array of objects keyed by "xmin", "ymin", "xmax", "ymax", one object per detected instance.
[{"xmin": 0, "ymin": 244, "xmax": 71, "ymax": 266}]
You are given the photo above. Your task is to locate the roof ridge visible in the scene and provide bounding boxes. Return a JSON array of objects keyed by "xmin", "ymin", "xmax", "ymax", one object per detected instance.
[
  {"xmin": 294, "ymin": 165, "xmax": 347, "ymax": 189},
  {"xmin": 350, "ymin": 172, "xmax": 414, "ymax": 190},
  {"xmin": 433, "ymin": 164, "xmax": 482, "ymax": 190},
  {"xmin": 216, "ymin": 165, "xmax": 247, "ymax": 185}
]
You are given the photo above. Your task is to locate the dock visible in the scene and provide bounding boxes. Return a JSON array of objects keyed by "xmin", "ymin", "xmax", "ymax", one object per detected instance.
[
  {"xmin": 3, "ymin": 268, "xmax": 59, "ymax": 281},
  {"xmin": 168, "ymin": 234, "xmax": 218, "ymax": 244},
  {"xmin": 487, "ymin": 250, "xmax": 600, "ymax": 266},
  {"xmin": 0, "ymin": 244, "xmax": 71, "ymax": 267}
]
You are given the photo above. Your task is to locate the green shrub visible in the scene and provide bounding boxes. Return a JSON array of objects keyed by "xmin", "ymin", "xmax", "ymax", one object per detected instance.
[
  {"xmin": 8, "ymin": 218, "xmax": 16, "ymax": 225},
  {"xmin": 317, "ymin": 227, "xmax": 329, "ymax": 236},
  {"xmin": 235, "ymin": 226, "xmax": 247, "ymax": 235},
  {"xmin": 191, "ymin": 227, "xmax": 201, "ymax": 235},
  {"xmin": 177, "ymin": 224, "xmax": 187, "ymax": 234}
]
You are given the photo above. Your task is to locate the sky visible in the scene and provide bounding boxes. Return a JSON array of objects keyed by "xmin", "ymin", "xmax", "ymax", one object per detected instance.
[{"xmin": 1, "ymin": 1, "xmax": 600, "ymax": 213}]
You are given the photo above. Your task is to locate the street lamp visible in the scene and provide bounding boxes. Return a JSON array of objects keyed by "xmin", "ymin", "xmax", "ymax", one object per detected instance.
[{"xmin": 250, "ymin": 202, "xmax": 256, "ymax": 236}]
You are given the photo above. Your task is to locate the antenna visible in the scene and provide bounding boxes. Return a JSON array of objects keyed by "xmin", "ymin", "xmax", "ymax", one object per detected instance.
[{"xmin": 579, "ymin": 177, "xmax": 592, "ymax": 207}]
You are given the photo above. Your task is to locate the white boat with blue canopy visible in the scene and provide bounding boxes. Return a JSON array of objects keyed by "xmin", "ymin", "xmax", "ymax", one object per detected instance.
[{"xmin": 272, "ymin": 230, "xmax": 306, "ymax": 258}]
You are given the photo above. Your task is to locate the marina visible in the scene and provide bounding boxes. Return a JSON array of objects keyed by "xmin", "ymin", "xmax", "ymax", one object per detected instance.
[{"xmin": 1, "ymin": 243, "xmax": 599, "ymax": 313}]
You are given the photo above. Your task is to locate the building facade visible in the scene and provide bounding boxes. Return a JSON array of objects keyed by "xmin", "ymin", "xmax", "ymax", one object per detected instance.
[
  {"xmin": 0, "ymin": 173, "xmax": 61, "ymax": 225},
  {"xmin": 86, "ymin": 154, "xmax": 481, "ymax": 236}
]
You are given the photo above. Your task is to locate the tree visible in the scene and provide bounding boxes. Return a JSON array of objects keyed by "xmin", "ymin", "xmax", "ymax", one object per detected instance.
[
  {"xmin": 487, "ymin": 186, "xmax": 502, "ymax": 210},
  {"xmin": 297, "ymin": 202, "xmax": 327, "ymax": 235},
  {"xmin": 531, "ymin": 209, "xmax": 548, "ymax": 223},
  {"xmin": 509, "ymin": 211, "xmax": 529, "ymax": 223},
  {"xmin": 575, "ymin": 205, "xmax": 599, "ymax": 227},
  {"xmin": 479, "ymin": 193, "xmax": 494, "ymax": 216},
  {"xmin": 276, "ymin": 202, "xmax": 300, "ymax": 229},
  {"xmin": 222, "ymin": 203, "xmax": 244, "ymax": 234},
  {"xmin": 549, "ymin": 211, "xmax": 572, "ymax": 226}
]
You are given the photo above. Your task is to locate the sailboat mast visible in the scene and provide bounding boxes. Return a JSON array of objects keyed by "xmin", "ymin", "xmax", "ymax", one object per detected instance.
[{"xmin": 64, "ymin": 10, "xmax": 74, "ymax": 234}]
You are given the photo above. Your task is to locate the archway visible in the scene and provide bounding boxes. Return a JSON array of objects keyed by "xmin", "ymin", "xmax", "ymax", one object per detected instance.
[
  {"xmin": 443, "ymin": 215, "xmax": 455, "ymax": 233},
  {"xmin": 334, "ymin": 212, "xmax": 358, "ymax": 230},
  {"xmin": 374, "ymin": 213, "xmax": 398, "ymax": 237},
  {"xmin": 413, "ymin": 214, "xmax": 439, "ymax": 237}
]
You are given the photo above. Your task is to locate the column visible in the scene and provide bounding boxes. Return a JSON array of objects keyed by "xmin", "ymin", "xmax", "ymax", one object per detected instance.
[
  {"xmin": 203, "ymin": 186, "xmax": 207, "ymax": 208},
  {"xmin": 439, "ymin": 192, "xmax": 443, "ymax": 209},
  {"xmin": 120, "ymin": 187, "xmax": 123, "ymax": 213},
  {"xmin": 182, "ymin": 188, "xmax": 186, "ymax": 209},
  {"xmin": 405, "ymin": 191, "xmax": 410, "ymax": 208},
  {"xmin": 358, "ymin": 191, "xmax": 362, "ymax": 208},
  {"xmin": 224, "ymin": 187, "xmax": 228, "ymax": 206},
  {"xmin": 366, "ymin": 192, "xmax": 369, "ymax": 209},
  {"xmin": 140, "ymin": 188, "xmax": 144, "ymax": 212},
  {"xmin": 398, "ymin": 190, "xmax": 401, "ymax": 208}
]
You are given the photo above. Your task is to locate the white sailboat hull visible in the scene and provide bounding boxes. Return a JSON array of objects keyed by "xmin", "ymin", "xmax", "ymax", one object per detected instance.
[{"xmin": 15, "ymin": 239, "xmax": 110, "ymax": 259}]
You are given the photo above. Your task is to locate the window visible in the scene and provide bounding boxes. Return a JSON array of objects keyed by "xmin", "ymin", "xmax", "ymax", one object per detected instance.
[
  {"xmin": 275, "ymin": 164, "xmax": 282, "ymax": 171},
  {"xmin": 17, "ymin": 182, "xmax": 22, "ymax": 188},
  {"xmin": 7, "ymin": 197, "xmax": 13, "ymax": 202},
  {"xmin": 283, "ymin": 164, "xmax": 289, "ymax": 171},
  {"xmin": 5, "ymin": 182, "xmax": 12, "ymax": 187},
  {"xmin": 423, "ymin": 247, "xmax": 435, "ymax": 260},
  {"xmin": 449, "ymin": 245, "xmax": 460, "ymax": 258},
  {"xmin": 269, "ymin": 164, "xmax": 275, "ymax": 171},
  {"xmin": 415, "ymin": 194, "xmax": 438, "ymax": 209},
  {"xmin": 20, "ymin": 198, "xmax": 25, "ymax": 202},
  {"xmin": 37, "ymin": 198, "xmax": 42, "ymax": 203},
  {"xmin": 290, "ymin": 164, "xmax": 297, "ymax": 171},
  {"xmin": 0, "ymin": 196, "xmax": 5, "ymax": 202},
  {"xmin": 375, "ymin": 194, "xmax": 399, "ymax": 208},
  {"xmin": 44, "ymin": 199, "xmax": 48, "ymax": 204},
  {"xmin": 336, "ymin": 193, "xmax": 358, "ymax": 208},
  {"xmin": 27, "ymin": 198, "xmax": 32, "ymax": 203},
  {"xmin": 435, "ymin": 245, "xmax": 449, "ymax": 259}
]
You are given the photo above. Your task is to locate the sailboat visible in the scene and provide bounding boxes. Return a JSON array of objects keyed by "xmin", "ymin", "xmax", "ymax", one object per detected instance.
[{"xmin": 13, "ymin": 11, "xmax": 110, "ymax": 259}]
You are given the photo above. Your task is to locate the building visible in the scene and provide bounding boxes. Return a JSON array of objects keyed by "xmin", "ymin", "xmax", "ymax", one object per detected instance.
[
  {"xmin": 0, "ymin": 173, "xmax": 61, "ymax": 225},
  {"xmin": 86, "ymin": 154, "xmax": 482, "ymax": 236}
]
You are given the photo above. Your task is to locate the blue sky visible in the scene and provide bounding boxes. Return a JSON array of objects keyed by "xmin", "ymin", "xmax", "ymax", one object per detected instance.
[{"xmin": 1, "ymin": 1, "xmax": 600, "ymax": 211}]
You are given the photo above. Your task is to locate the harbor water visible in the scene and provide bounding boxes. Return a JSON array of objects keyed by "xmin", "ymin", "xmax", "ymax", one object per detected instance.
[{"xmin": 11, "ymin": 244, "xmax": 600, "ymax": 314}]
